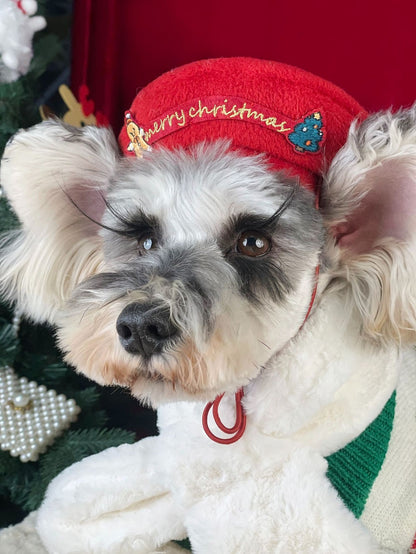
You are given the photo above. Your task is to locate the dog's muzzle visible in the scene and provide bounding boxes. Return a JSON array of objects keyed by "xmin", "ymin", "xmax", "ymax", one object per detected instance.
[{"xmin": 116, "ymin": 302, "xmax": 179, "ymax": 357}]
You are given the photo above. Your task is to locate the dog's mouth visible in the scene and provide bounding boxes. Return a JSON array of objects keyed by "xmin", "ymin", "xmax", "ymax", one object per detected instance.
[
  {"xmin": 139, "ymin": 367, "xmax": 170, "ymax": 384},
  {"xmin": 130, "ymin": 346, "xmax": 212, "ymax": 397},
  {"xmin": 134, "ymin": 354, "xmax": 186, "ymax": 389}
]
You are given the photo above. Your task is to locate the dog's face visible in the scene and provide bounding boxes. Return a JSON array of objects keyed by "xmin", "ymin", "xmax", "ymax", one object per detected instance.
[
  {"xmin": 57, "ymin": 143, "xmax": 324, "ymax": 405},
  {"xmin": 2, "ymin": 107, "xmax": 416, "ymax": 408}
]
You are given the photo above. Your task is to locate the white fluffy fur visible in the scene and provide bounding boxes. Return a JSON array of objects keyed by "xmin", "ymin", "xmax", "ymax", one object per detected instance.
[
  {"xmin": 0, "ymin": 122, "xmax": 118, "ymax": 323},
  {"xmin": 322, "ymin": 106, "xmax": 416, "ymax": 344},
  {"xmin": 35, "ymin": 290, "xmax": 398, "ymax": 553},
  {"xmin": 1, "ymin": 106, "xmax": 416, "ymax": 552}
]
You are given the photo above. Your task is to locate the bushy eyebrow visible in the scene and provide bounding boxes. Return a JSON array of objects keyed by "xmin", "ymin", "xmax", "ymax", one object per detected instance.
[
  {"xmin": 65, "ymin": 190, "xmax": 160, "ymax": 238},
  {"xmin": 224, "ymin": 186, "xmax": 297, "ymax": 237},
  {"xmin": 103, "ymin": 200, "xmax": 160, "ymax": 238}
]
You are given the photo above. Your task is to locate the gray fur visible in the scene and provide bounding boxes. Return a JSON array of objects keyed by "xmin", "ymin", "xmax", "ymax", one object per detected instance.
[{"xmin": 77, "ymin": 143, "xmax": 326, "ymax": 339}]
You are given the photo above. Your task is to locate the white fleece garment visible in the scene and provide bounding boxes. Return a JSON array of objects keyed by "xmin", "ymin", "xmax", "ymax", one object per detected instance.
[
  {"xmin": 361, "ymin": 350, "xmax": 416, "ymax": 552},
  {"xmin": 29, "ymin": 289, "xmax": 409, "ymax": 553}
]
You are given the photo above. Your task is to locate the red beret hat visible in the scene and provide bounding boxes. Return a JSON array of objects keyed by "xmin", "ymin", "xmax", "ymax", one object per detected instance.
[{"xmin": 118, "ymin": 57, "xmax": 367, "ymax": 193}]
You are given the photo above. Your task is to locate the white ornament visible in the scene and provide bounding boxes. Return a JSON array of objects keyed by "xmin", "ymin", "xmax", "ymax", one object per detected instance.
[
  {"xmin": 0, "ymin": 0, "xmax": 46, "ymax": 83},
  {"xmin": 12, "ymin": 393, "xmax": 30, "ymax": 408},
  {"xmin": 0, "ymin": 366, "xmax": 81, "ymax": 462},
  {"xmin": 11, "ymin": 308, "xmax": 22, "ymax": 335}
]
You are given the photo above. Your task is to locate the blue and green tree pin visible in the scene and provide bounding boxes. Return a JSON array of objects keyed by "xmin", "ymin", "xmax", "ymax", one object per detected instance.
[{"xmin": 288, "ymin": 112, "xmax": 323, "ymax": 153}]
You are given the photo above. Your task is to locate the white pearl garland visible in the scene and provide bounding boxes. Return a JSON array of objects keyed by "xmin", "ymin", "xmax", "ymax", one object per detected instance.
[
  {"xmin": 11, "ymin": 309, "xmax": 22, "ymax": 336},
  {"xmin": 0, "ymin": 366, "xmax": 81, "ymax": 462}
]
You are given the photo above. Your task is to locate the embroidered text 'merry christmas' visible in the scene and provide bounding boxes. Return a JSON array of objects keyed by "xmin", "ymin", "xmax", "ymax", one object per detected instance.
[
  {"xmin": 125, "ymin": 97, "xmax": 325, "ymax": 156},
  {"xmin": 119, "ymin": 58, "xmax": 368, "ymax": 192}
]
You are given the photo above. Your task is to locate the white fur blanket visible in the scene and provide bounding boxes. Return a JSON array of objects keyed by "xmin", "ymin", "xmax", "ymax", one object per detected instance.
[
  {"xmin": 0, "ymin": 512, "xmax": 402, "ymax": 553},
  {"xmin": 0, "ymin": 513, "xmax": 188, "ymax": 553}
]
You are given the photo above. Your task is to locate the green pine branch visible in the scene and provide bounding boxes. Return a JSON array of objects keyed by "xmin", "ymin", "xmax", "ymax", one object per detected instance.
[
  {"xmin": 0, "ymin": 426, "xmax": 136, "ymax": 514},
  {"xmin": 0, "ymin": 319, "xmax": 19, "ymax": 367},
  {"xmin": 0, "ymin": 33, "xmax": 61, "ymax": 155},
  {"xmin": 0, "ymin": 450, "xmax": 21, "ymax": 477},
  {"xmin": 22, "ymin": 428, "xmax": 136, "ymax": 511},
  {"xmin": 0, "ymin": 203, "xmax": 19, "ymax": 234}
]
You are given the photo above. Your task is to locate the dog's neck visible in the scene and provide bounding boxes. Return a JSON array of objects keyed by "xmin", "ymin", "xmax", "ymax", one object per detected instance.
[
  {"xmin": 157, "ymin": 287, "xmax": 400, "ymax": 454},
  {"xmin": 243, "ymin": 287, "xmax": 400, "ymax": 455}
]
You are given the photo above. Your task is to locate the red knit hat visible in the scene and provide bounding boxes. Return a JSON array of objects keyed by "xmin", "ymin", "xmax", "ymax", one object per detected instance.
[{"xmin": 118, "ymin": 57, "xmax": 367, "ymax": 192}]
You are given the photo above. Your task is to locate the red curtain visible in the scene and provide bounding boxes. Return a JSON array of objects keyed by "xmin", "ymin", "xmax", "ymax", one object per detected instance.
[{"xmin": 71, "ymin": 0, "xmax": 416, "ymax": 132}]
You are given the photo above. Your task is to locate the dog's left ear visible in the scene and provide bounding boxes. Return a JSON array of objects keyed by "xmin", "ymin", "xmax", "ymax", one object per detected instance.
[
  {"xmin": 322, "ymin": 106, "xmax": 416, "ymax": 344},
  {"xmin": 0, "ymin": 120, "xmax": 119, "ymax": 324}
]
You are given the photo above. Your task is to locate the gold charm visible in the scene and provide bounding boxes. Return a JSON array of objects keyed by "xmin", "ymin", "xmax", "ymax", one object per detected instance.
[
  {"xmin": 59, "ymin": 84, "xmax": 97, "ymax": 127},
  {"xmin": 40, "ymin": 85, "xmax": 97, "ymax": 127},
  {"xmin": 125, "ymin": 113, "xmax": 151, "ymax": 157}
]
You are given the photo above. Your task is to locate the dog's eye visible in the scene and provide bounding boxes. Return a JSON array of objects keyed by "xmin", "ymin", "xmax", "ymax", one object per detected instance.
[
  {"xmin": 137, "ymin": 235, "xmax": 157, "ymax": 254},
  {"xmin": 236, "ymin": 231, "xmax": 271, "ymax": 257}
]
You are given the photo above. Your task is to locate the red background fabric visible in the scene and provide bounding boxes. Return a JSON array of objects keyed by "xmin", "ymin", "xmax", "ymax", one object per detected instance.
[{"xmin": 71, "ymin": 0, "xmax": 416, "ymax": 133}]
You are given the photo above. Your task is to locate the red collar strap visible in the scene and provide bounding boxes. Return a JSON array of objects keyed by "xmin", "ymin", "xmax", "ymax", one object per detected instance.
[
  {"xmin": 202, "ymin": 264, "xmax": 320, "ymax": 444},
  {"xmin": 202, "ymin": 388, "xmax": 247, "ymax": 445}
]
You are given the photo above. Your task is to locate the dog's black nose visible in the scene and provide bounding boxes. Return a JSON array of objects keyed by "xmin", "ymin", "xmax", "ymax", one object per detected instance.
[{"xmin": 116, "ymin": 302, "xmax": 179, "ymax": 357}]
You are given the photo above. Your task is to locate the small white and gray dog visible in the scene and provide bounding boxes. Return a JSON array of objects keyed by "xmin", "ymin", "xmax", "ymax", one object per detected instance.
[{"xmin": 0, "ymin": 59, "xmax": 416, "ymax": 553}]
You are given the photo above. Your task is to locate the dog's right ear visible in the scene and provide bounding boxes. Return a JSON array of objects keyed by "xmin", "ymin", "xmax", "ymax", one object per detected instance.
[{"xmin": 0, "ymin": 120, "xmax": 119, "ymax": 324}]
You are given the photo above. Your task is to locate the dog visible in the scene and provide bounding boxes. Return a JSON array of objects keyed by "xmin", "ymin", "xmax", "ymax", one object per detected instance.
[{"xmin": 0, "ymin": 58, "xmax": 415, "ymax": 553}]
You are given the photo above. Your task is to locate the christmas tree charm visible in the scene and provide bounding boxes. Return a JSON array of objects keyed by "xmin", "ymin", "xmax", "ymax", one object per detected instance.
[
  {"xmin": 0, "ymin": 366, "xmax": 80, "ymax": 462},
  {"xmin": 288, "ymin": 111, "xmax": 324, "ymax": 153}
]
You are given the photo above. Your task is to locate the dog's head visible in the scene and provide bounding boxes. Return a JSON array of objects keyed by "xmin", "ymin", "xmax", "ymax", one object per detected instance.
[
  {"xmin": 1, "ymin": 59, "xmax": 416, "ymax": 407},
  {"xmin": 57, "ymin": 141, "xmax": 325, "ymax": 405}
]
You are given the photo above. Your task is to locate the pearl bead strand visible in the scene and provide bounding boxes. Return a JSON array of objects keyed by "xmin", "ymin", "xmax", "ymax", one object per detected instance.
[{"xmin": 0, "ymin": 366, "xmax": 80, "ymax": 462}]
